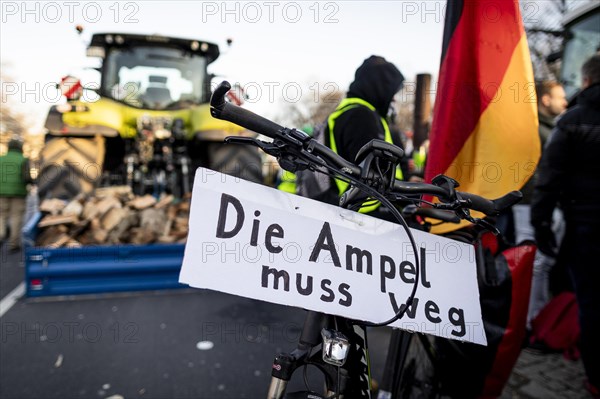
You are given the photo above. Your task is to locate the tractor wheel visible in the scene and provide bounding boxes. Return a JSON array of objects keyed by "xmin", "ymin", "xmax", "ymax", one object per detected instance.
[
  {"xmin": 206, "ymin": 142, "xmax": 263, "ymax": 184},
  {"xmin": 38, "ymin": 135, "xmax": 106, "ymax": 200}
]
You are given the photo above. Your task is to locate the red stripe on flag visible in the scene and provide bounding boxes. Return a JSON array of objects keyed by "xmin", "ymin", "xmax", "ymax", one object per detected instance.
[{"xmin": 426, "ymin": 1, "xmax": 524, "ymax": 180}]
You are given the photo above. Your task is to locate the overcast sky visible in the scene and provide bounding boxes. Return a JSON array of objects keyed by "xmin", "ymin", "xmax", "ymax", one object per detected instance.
[
  {"xmin": 3, "ymin": 0, "xmax": 536, "ymax": 133},
  {"xmin": 0, "ymin": 1, "xmax": 452, "ymax": 132}
]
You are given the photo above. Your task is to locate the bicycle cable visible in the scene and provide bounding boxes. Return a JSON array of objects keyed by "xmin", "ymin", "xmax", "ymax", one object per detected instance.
[{"xmin": 309, "ymin": 162, "xmax": 421, "ymax": 327}]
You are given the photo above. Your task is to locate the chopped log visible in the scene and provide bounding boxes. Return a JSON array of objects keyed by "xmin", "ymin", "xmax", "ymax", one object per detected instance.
[
  {"xmin": 155, "ymin": 194, "xmax": 174, "ymax": 209},
  {"xmin": 37, "ymin": 225, "xmax": 68, "ymax": 246},
  {"xmin": 129, "ymin": 227, "xmax": 154, "ymax": 245},
  {"xmin": 157, "ymin": 235, "xmax": 177, "ymax": 244},
  {"xmin": 81, "ymin": 199, "xmax": 99, "ymax": 220},
  {"xmin": 46, "ymin": 233, "xmax": 71, "ymax": 248},
  {"xmin": 162, "ymin": 205, "xmax": 179, "ymax": 237},
  {"xmin": 62, "ymin": 198, "xmax": 84, "ymax": 217},
  {"xmin": 94, "ymin": 185, "xmax": 132, "ymax": 199},
  {"xmin": 107, "ymin": 211, "xmax": 138, "ymax": 244},
  {"xmin": 38, "ymin": 214, "xmax": 78, "ymax": 228},
  {"xmin": 177, "ymin": 201, "xmax": 191, "ymax": 214},
  {"xmin": 36, "ymin": 189, "xmax": 192, "ymax": 247},
  {"xmin": 95, "ymin": 196, "xmax": 121, "ymax": 218},
  {"xmin": 39, "ymin": 198, "xmax": 67, "ymax": 215},
  {"xmin": 173, "ymin": 216, "xmax": 188, "ymax": 231},
  {"xmin": 128, "ymin": 195, "xmax": 157, "ymax": 210},
  {"xmin": 69, "ymin": 219, "xmax": 91, "ymax": 239},
  {"xmin": 77, "ymin": 231, "xmax": 95, "ymax": 246},
  {"xmin": 171, "ymin": 229, "xmax": 188, "ymax": 240},
  {"xmin": 101, "ymin": 207, "xmax": 129, "ymax": 231},
  {"xmin": 90, "ymin": 217, "xmax": 101, "ymax": 231},
  {"xmin": 65, "ymin": 239, "xmax": 82, "ymax": 248},
  {"xmin": 139, "ymin": 208, "xmax": 167, "ymax": 237}
]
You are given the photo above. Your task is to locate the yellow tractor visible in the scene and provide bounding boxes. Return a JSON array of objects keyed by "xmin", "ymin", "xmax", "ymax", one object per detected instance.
[{"xmin": 39, "ymin": 33, "xmax": 262, "ymax": 199}]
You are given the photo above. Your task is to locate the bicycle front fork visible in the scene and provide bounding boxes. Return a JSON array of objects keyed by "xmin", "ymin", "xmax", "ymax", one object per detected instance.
[{"xmin": 267, "ymin": 311, "xmax": 352, "ymax": 398}]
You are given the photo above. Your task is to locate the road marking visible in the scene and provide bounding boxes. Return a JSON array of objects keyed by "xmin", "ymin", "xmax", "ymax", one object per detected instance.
[{"xmin": 0, "ymin": 282, "xmax": 25, "ymax": 318}]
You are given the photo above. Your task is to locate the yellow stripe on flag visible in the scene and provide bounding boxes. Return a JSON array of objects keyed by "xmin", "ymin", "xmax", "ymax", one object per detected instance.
[{"xmin": 432, "ymin": 34, "xmax": 539, "ymax": 234}]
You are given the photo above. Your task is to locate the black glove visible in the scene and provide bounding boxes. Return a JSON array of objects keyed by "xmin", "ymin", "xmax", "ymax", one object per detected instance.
[{"xmin": 535, "ymin": 227, "xmax": 557, "ymax": 257}]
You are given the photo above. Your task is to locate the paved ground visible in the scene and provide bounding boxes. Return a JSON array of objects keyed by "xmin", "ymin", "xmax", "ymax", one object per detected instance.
[
  {"xmin": 501, "ymin": 349, "xmax": 588, "ymax": 399},
  {"xmin": 0, "ymin": 244, "xmax": 591, "ymax": 398}
]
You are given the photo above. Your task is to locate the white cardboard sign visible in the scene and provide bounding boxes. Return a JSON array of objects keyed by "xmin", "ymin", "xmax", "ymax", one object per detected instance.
[{"xmin": 180, "ymin": 168, "xmax": 487, "ymax": 345}]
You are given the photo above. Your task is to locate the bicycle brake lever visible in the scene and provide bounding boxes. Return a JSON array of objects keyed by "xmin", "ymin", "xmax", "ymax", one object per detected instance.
[
  {"xmin": 434, "ymin": 199, "xmax": 470, "ymax": 211},
  {"xmin": 225, "ymin": 136, "xmax": 262, "ymax": 146},
  {"xmin": 224, "ymin": 136, "xmax": 282, "ymax": 157},
  {"xmin": 225, "ymin": 134, "xmax": 328, "ymax": 174},
  {"xmin": 457, "ymin": 208, "xmax": 501, "ymax": 235}
]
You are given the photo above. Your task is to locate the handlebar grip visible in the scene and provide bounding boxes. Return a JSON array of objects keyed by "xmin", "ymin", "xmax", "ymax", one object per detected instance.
[
  {"xmin": 456, "ymin": 192, "xmax": 497, "ymax": 216},
  {"xmin": 419, "ymin": 208, "xmax": 461, "ymax": 223},
  {"xmin": 403, "ymin": 205, "xmax": 460, "ymax": 223},
  {"xmin": 392, "ymin": 180, "xmax": 448, "ymax": 198},
  {"xmin": 457, "ymin": 191, "xmax": 522, "ymax": 216},
  {"xmin": 210, "ymin": 81, "xmax": 284, "ymax": 138}
]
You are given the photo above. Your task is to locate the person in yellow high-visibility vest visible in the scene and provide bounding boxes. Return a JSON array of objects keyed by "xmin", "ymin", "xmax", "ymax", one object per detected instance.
[
  {"xmin": 276, "ymin": 124, "xmax": 314, "ymax": 194},
  {"xmin": 325, "ymin": 55, "xmax": 405, "ymax": 213}
]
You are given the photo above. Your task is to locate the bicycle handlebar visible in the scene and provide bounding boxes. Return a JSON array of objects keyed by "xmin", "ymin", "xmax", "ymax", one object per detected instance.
[
  {"xmin": 457, "ymin": 190, "xmax": 522, "ymax": 216},
  {"xmin": 211, "ymin": 81, "xmax": 362, "ymax": 177},
  {"xmin": 210, "ymin": 81, "xmax": 521, "ymax": 217}
]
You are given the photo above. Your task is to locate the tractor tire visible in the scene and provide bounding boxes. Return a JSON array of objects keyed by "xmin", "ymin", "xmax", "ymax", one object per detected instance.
[
  {"xmin": 206, "ymin": 142, "xmax": 263, "ymax": 184},
  {"xmin": 38, "ymin": 135, "xmax": 106, "ymax": 200}
]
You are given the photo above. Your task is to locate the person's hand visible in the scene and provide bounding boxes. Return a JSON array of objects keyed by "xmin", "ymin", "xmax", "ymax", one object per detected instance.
[{"xmin": 535, "ymin": 227, "xmax": 558, "ymax": 257}]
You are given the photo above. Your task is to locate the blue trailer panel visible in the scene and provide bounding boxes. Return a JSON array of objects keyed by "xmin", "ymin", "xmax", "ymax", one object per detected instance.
[{"xmin": 23, "ymin": 212, "xmax": 187, "ymax": 297}]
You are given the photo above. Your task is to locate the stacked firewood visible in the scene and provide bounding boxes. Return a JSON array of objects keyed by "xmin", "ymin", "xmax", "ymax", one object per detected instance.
[{"xmin": 36, "ymin": 187, "xmax": 190, "ymax": 247}]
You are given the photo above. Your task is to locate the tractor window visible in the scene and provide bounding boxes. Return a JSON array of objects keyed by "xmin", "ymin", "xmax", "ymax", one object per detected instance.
[
  {"xmin": 561, "ymin": 10, "xmax": 600, "ymax": 99},
  {"xmin": 103, "ymin": 46, "xmax": 208, "ymax": 110}
]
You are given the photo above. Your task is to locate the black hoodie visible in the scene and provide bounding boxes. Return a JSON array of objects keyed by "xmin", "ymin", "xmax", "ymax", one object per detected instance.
[{"xmin": 326, "ymin": 56, "xmax": 405, "ymax": 164}]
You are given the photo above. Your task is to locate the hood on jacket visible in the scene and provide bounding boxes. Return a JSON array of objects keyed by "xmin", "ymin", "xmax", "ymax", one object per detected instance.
[{"xmin": 348, "ymin": 55, "xmax": 405, "ymax": 117}]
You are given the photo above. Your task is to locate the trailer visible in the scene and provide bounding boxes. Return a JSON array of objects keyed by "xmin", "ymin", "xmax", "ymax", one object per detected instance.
[{"xmin": 23, "ymin": 212, "xmax": 186, "ymax": 297}]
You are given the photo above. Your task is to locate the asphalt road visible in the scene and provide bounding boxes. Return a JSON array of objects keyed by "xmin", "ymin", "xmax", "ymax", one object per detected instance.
[
  {"xmin": 4, "ymin": 244, "xmax": 587, "ymax": 399},
  {"xmin": 0, "ymin": 247, "xmax": 25, "ymax": 299},
  {"xmin": 0, "ymin": 245, "xmax": 392, "ymax": 399}
]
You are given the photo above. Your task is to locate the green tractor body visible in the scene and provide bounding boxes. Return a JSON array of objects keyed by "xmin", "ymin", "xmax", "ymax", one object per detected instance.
[{"xmin": 41, "ymin": 33, "xmax": 262, "ymax": 199}]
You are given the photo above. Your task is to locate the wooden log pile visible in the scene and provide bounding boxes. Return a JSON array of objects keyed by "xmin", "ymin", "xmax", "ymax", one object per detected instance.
[{"xmin": 36, "ymin": 186, "xmax": 190, "ymax": 248}]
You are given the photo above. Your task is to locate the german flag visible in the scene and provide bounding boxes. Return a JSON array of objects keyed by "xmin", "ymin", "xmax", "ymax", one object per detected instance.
[{"xmin": 425, "ymin": 0, "xmax": 540, "ymax": 233}]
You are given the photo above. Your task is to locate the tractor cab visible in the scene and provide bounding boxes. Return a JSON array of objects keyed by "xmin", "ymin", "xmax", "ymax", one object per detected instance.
[{"xmin": 89, "ymin": 33, "xmax": 219, "ymax": 110}]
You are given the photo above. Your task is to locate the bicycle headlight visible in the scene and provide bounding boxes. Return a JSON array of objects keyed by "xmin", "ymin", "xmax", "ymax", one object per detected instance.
[{"xmin": 321, "ymin": 329, "xmax": 350, "ymax": 367}]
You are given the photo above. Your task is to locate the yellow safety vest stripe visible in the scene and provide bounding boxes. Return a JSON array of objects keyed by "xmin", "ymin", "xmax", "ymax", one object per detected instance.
[
  {"xmin": 277, "ymin": 170, "xmax": 297, "ymax": 194},
  {"xmin": 328, "ymin": 98, "xmax": 403, "ymax": 213}
]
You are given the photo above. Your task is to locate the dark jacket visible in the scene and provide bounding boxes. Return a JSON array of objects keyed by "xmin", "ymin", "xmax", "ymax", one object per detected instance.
[
  {"xmin": 521, "ymin": 112, "xmax": 556, "ymax": 204},
  {"xmin": 531, "ymin": 83, "xmax": 600, "ymax": 227},
  {"xmin": 326, "ymin": 56, "xmax": 405, "ymax": 164}
]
